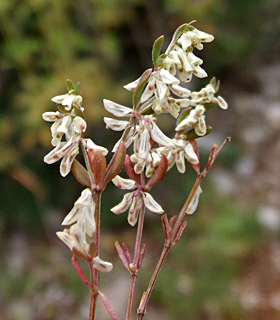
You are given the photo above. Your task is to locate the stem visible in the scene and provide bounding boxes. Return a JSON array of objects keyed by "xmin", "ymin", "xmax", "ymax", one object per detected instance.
[
  {"xmin": 126, "ymin": 201, "xmax": 146, "ymax": 320},
  {"xmin": 137, "ymin": 138, "xmax": 231, "ymax": 318},
  {"xmin": 88, "ymin": 191, "xmax": 102, "ymax": 320}
]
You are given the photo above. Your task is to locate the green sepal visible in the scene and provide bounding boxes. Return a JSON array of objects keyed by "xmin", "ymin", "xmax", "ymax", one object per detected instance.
[
  {"xmin": 209, "ymin": 77, "xmax": 220, "ymax": 92},
  {"xmin": 176, "ymin": 107, "xmax": 192, "ymax": 126},
  {"xmin": 57, "ymin": 104, "xmax": 69, "ymax": 114},
  {"xmin": 152, "ymin": 35, "xmax": 164, "ymax": 67},
  {"xmin": 73, "ymin": 105, "xmax": 85, "ymax": 119},
  {"xmin": 133, "ymin": 68, "xmax": 152, "ymax": 108},
  {"xmin": 140, "ymin": 105, "xmax": 154, "ymax": 115},
  {"xmin": 178, "ymin": 125, "xmax": 212, "ymax": 141},
  {"xmin": 66, "ymin": 79, "xmax": 75, "ymax": 92},
  {"xmin": 75, "ymin": 82, "xmax": 81, "ymax": 95}
]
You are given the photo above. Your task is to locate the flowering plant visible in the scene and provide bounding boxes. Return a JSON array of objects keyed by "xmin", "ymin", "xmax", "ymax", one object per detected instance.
[{"xmin": 42, "ymin": 21, "xmax": 230, "ymax": 320}]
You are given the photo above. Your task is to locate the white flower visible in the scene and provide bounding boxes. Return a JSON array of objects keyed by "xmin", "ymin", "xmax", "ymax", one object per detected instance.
[
  {"xmin": 111, "ymin": 176, "xmax": 164, "ymax": 226},
  {"xmin": 86, "ymin": 138, "xmax": 108, "ymax": 156},
  {"xmin": 158, "ymin": 139, "xmax": 199, "ymax": 173},
  {"xmin": 57, "ymin": 216, "xmax": 113, "ymax": 272},
  {"xmin": 176, "ymin": 105, "xmax": 206, "ymax": 136},
  {"xmin": 124, "ymin": 69, "xmax": 191, "ymax": 118},
  {"xmin": 44, "ymin": 134, "xmax": 81, "ymax": 177},
  {"xmin": 62, "ymin": 188, "xmax": 96, "ymax": 237},
  {"xmin": 177, "ymin": 28, "xmax": 214, "ymax": 51},
  {"xmin": 51, "ymin": 93, "xmax": 82, "ymax": 111},
  {"xmin": 190, "ymin": 83, "xmax": 228, "ymax": 109}
]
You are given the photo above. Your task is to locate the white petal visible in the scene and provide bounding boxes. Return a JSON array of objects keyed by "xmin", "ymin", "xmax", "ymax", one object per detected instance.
[
  {"xmin": 184, "ymin": 143, "xmax": 199, "ymax": 164},
  {"xmin": 137, "ymin": 128, "xmax": 150, "ymax": 159},
  {"xmin": 43, "ymin": 144, "xmax": 63, "ymax": 164},
  {"xmin": 73, "ymin": 116, "xmax": 87, "ymax": 133},
  {"xmin": 159, "ymin": 69, "xmax": 180, "ymax": 85},
  {"xmin": 170, "ymin": 84, "xmax": 191, "ymax": 98},
  {"xmin": 57, "ymin": 115, "xmax": 72, "ymax": 134},
  {"xmin": 156, "ymin": 79, "xmax": 168, "ymax": 101},
  {"xmin": 143, "ymin": 192, "xmax": 164, "ymax": 214},
  {"xmin": 214, "ymin": 96, "xmax": 228, "ymax": 110},
  {"xmin": 86, "ymin": 139, "xmax": 108, "ymax": 156},
  {"xmin": 51, "ymin": 94, "xmax": 67, "ymax": 104},
  {"xmin": 193, "ymin": 65, "xmax": 208, "ymax": 78},
  {"xmin": 62, "ymin": 207, "xmax": 80, "ymax": 225},
  {"xmin": 140, "ymin": 79, "xmax": 155, "ymax": 103},
  {"xmin": 111, "ymin": 192, "xmax": 134, "ymax": 214},
  {"xmin": 127, "ymin": 196, "xmax": 142, "ymax": 226},
  {"xmin": 151, "ymin": 122, "xmax": 174, "ymax": 147},
  {"xmin": 123, "ymin": 77, "xmax": 140, "ymax": 91},
  {"xmin": 187, "ymin": 52, "xmax": 203, "ymax": 67},
  {"xmin": 59, "ymin": 151, "xmax": 77, "ymax": 177},
  {"xmin": 42, "ymin": 111, "xmax": 61, "ymax": 122},
  {"xmin": 104, "ymin": 117, "xmax": 128, "ymax": 131},
  {"xmin": 186, "ymin": 186, "xmax": 202, "ymax": 214},
  {"xmin": 83, "ymin": 206, "xmax": 96, "ymax": 237},
  {"xmin": 103, "ymin": 99, "xmax": 132, "ymax": 117},
  {"xmin": 93, "ymin": 256, "xmax": 113, "ymax": 272},
  {"xmin": 112, "ymin": 175, "xmax": 137, "ymax": 190},
  {"xmin": 176, "ymin": 150, "xmax": 186, "ymax": 173},
  {"xmin": 195, "ymin": 29, "xmax": 214, "ymax": 42},
  {"xmin": 195, "ymin": 115, "xmax": 207, "ymax": 136},
  {"xmin": 56, "ymin": 231, "xmax": 75, "ymax": 251}
]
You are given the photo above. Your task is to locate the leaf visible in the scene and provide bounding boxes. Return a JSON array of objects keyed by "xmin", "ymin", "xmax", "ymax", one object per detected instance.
[
  {"xmin": 98, "ymin": 291, "xmax": 120, "ymax": 320},
  {"xmin": 71, "ymin": 160, "xmax": 91, "ymax": 187},
  {"xmin": 133, "ymin": 68, "xmax": 152, "ymax": 108},
  {"xmin": 72, "ymin": 255, "xmax": 90, "ymax": 287},
  {"xmin": 152, "ymin": 35, "xmax": 164, "ymax": 67},
  {"xmin": 176, "ymin": 107, "xmax": 192, "ymax": 128},
  {"xmin": 66, "ymin": 79, "xmax": 75, "ymax": 92}
]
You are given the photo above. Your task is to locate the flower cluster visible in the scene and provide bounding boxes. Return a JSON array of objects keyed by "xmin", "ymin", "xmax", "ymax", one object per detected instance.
[
  {"xmin": 42, "ymin": 91, "xmax": 86, "ymax": 177},
  {"xmin": 57, "ymin": 188, "xmax": 113, "ymax": 272},
  {"xmin": 101, "ymin": 24, "xmax": 228, "ymax": 226}
]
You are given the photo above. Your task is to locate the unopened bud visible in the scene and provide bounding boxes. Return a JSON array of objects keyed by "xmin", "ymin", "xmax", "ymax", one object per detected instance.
[
  {"xmin": 104, "ymin": 141, "xmax": 126, "ymax": 184},
  {"xmin": 145, "ymin": 154, "xmax": 168, "ymax": 190},
  {"xmin": 88, "ymin": 148, "xmax": 107, "ymax": 186},
  {"xmin": 71, "ymin": 160, "xmax": 91, "ymax": 187},
  {"xmin": 125, "ymin": 155, "xmax": 141, "ymax": 185}
]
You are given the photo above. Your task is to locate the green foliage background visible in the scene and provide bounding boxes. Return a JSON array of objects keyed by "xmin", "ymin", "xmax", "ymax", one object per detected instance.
[{"xmin": 0, "ymin": 0, "xmax": 279, "ymax": 319}]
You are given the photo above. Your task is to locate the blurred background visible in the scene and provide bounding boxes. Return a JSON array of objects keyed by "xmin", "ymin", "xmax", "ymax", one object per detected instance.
[{"xmin": 1, "ymin": 0, "xmax": 280, "ymax": 319}]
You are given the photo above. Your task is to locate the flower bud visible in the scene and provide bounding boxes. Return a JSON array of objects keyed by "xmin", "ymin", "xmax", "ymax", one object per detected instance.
[
  {"xmin": 104, "ymin": 140, "xmax": 126, "ymax": 183},
  {"xmin": 125, "ymin": 155, "xmax": 141, "ymax": 185},
  {"xmin": 145, "ymin": 154, "xmax": 168, "ymax": 190},
  {"xmin": 88, "ymin": 148, "xmax": 107, "ymax": 187}
]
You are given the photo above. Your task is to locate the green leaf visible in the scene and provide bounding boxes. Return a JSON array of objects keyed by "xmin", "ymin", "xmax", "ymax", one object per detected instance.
[
  {"xmin": 152, "ymin": 35, "xmax": 164, "ymax": 67},
  {"xmin": 176, "ymin": 107, "xmax": 192, "ymax": 126},
  {"xmin": 66, "ymin": 79, "xmax": 75, "ymax": 92},
  {"xmin": 133, "ymin": 68, "xmax": 152, "ymax": 108}
]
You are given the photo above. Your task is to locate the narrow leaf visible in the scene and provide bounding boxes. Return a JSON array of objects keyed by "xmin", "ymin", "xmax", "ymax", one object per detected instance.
[
  {"xmin": 133, "ymin": 68, "xmax": 152, "ymax": 108},
  {"xmin": 115, "ymin": 241, "xmax": 129, "ymax": 270},
  {"xmin": 98, "ymin": 290, "xmax": 120, "ymax": 320},
  {"xmin": 66, "ymin": 79, "xmax": 75, "ymax": 92},
  {"xmin": 152, "ymin": 35, "xmax": 164, "ymax": 66},
  {"xmin": 180, "ymin": 125, "xmax": 212, "ymax": 141},
  {"xmin": 72, "ymin": 255, "xmax": 90, "ymax": 287},
  {"xmin": 71, "ymin": 160, "xmax": 91, "ymax": 187}
]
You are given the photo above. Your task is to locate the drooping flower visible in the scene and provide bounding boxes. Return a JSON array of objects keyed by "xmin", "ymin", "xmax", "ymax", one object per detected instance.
[
  {"xmin": 124, "ymin": 69, "xmax": 191, "ymax": 118},
  {"xmin": 111, "ymin": 175, "xmax": 164, "ymax": 226},
  {"xmin": 51, "ymin": 93, "xmax": 83, "ymax": 111},
  {"xmin": 158, "ymin": 138, "xmax": 199, "ymax": 173},
  {"xmin": 57, "ymin": 188, "xmax": 113, "ymax": 272}
]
